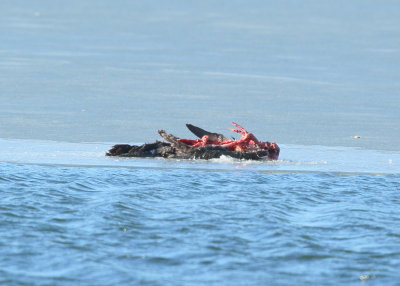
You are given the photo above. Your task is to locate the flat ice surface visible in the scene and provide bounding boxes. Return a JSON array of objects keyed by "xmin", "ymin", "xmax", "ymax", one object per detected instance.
[
  {"xmin": 0, "ymin": 0, "xmax": 399, "ymax": 150},
  {"xmin": 1, "ymin": 138, "xmax": 399, "ymax": 175}
]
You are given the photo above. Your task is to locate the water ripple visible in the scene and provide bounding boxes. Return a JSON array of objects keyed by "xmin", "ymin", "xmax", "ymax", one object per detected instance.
[{"xmin": 1, "ymin": 163, "xmax": 400, "ymax": 285}]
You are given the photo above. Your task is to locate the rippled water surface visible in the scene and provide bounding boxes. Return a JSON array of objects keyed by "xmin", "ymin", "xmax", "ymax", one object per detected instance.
[{"xmin": 1, "ymin": 139, "xmax": 400, "ymax": 285}]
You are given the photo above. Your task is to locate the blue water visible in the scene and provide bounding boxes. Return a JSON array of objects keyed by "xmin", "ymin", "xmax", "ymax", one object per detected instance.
[{"xmin": 1, "ymin": 139, "xmax": 399, "ymax": 285}]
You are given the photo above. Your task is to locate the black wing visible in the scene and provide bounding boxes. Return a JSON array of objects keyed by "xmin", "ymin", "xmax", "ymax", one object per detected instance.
[{"xmin": 186, "ymin": 124, "xmax": 229, "ymax": 141}]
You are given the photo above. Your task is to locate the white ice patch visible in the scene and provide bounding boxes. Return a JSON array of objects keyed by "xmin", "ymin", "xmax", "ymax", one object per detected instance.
[{"xmin": 0, "ymin": 139, "xmax": 399, "ymax": 174}]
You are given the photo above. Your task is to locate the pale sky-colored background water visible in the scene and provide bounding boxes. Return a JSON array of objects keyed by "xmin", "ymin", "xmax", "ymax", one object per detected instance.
[{"xmin": 1, "ymin": 0, "xmax": 399, "ymax": 150}]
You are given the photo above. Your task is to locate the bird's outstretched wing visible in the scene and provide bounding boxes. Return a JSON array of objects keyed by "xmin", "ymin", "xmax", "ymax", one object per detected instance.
[{"xmin": 186, "ymin": 124, "xmax": 229, "ymax": 141}]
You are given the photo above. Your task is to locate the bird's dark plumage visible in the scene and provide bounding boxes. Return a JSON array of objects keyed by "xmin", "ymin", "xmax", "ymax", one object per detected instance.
[{"xmin": 186, "ymin": 124, "xmax": 229, "ymax": 141}]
